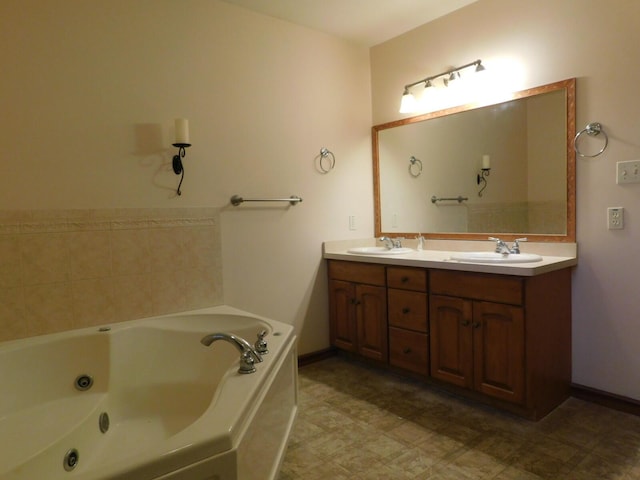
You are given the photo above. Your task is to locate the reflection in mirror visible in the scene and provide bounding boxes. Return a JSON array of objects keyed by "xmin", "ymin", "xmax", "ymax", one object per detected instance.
[{"xmin": 373, "ymin": 78, "xmax": 576, "ymax": 242}]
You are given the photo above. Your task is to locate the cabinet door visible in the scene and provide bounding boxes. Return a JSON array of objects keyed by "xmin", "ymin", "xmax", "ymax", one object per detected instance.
[
  {"xmin": 473, "ymin": 301, "xmax": 525, "ymax": 404},
  {"xmin": 328, "ymin": 279, "xmax": 357, "ymax": 352},
  {"xmin": 356, "ymin": 284, "xmax": 388, "ymax": 362},
  {"xmin": 429, "ymin": 295, "xmax": 473, "ymax": 388}
]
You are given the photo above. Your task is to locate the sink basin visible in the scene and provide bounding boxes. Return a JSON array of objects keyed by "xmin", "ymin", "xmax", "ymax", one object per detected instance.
[
  {"xmin": 449, "ymin": 252, "xmax": 543, "ymax": 264},
  {"xmin": 348, "ymin": 246, "xmax": 413, "ymax": 255}
]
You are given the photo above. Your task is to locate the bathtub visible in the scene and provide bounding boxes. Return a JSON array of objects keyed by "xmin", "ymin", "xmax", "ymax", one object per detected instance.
[{"xmin": 0, "ymin": 305, "xmax": 298, "ymax": 480}]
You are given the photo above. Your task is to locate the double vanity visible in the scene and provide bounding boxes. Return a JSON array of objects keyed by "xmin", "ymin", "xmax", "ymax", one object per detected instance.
[{"xmin": 324, "ymin": 239, "xmax": 577, "ymax": 420}]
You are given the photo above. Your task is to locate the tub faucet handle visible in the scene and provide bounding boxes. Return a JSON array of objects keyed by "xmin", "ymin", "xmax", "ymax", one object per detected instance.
[{"xmin": 255, "ymin": 330, "xmax": 269, "ymax": 355}]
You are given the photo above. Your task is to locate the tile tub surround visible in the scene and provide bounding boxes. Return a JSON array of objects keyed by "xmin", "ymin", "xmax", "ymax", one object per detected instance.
[
  {"xmin": 0, "ymin": 208, "xmax": 223, "ymax": 342},
  {"xmin": 280, "ymin": 356, "xmax": 640, "ymax": 480}
]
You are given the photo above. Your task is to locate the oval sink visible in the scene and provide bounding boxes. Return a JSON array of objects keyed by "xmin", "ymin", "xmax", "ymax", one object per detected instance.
[
  {"xmin": 449, "ymin": 252, "xmax": 543, "ymax": 264},
  {"xmin": 348, "ymin": 246, "xmax": 413, "ymax": 255}
]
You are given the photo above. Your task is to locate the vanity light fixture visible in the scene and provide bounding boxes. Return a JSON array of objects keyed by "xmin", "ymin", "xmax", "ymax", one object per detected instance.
[
  {"xmin": 477, "ymin": 154, "xmax": 491, "ymax": 197},
  {"xmin": 399, "ymin": 59, "xmax": 486, "ymax": 113},
  {"xmin": 172, "ymin": 118, "xmax": 191, "ymax": 196}
]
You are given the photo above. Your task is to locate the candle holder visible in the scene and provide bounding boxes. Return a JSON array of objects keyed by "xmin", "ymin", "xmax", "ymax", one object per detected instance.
[
  {"xmin": 477, "ymin": 168, "xmax": 490, "ymax": 197},
  {"xmin": 172, "ymin": 143, "xmax": 191, "ymax": 196}
]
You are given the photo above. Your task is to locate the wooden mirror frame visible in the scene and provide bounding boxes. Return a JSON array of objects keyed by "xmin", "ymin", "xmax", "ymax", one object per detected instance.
[{"xmin": 372, "ymin": 78, "xmax": 576, "ymax": 243}]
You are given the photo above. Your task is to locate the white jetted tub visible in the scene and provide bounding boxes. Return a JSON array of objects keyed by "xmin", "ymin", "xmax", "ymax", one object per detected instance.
[{"xmin": 0, "ymin": 306, "xmax": 298, "ymax": 480}]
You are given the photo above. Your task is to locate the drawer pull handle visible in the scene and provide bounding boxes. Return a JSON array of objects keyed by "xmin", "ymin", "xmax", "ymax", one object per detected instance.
[
  {"xmin": 401, "ymin": 276, "xmax": 409, "ymax": 283},
  {"xmin": 402, "ymin": 307, "xmax": 410, "ymax": 314},
  {"xmin": 403, "ymin": 347, "xmax": 412, "ymax": 354}
]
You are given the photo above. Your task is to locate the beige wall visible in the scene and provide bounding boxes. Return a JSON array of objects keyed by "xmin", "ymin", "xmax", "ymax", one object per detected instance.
[
  {"xmin": 4, "ymin": 0, "xmax": 640, "ymax": 402},
  {"xmin": 0, "ymin": 1, "xmax": 373, "ymax": 353},
  {"xmin": 371, "ymin": 0, "xmax": 640, "ymax": 400}
]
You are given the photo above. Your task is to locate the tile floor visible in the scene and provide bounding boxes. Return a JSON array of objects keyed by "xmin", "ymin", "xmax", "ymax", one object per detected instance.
[{"xmin": 279, "ymin": 356, "xmax": 640, "ymax": 479}]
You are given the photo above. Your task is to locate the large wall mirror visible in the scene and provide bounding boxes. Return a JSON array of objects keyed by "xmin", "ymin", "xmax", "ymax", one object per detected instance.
[{"xmin": 373, "ymin": 78, "xmax": 576, "ymax": 242}]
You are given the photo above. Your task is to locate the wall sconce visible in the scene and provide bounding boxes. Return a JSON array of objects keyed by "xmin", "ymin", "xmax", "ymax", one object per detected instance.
[
  {"xmin": 172, "ymin": 118, "xmax": 191, "ymax": 196},
  {"xmin": 399, "ymin": 59, "xmax": 486, "ymax": 113},
  {"xmin": 477, "ymin": 154, "xmax": 491, "ymax": 197}
]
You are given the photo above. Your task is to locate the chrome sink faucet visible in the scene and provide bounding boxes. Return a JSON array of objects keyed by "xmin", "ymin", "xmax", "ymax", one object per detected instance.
[
  {"xmin": 489, "ymin": 237, "xmax": 527, "ymax": 254},
  {"xmin": 201, "ymin": 332, "xmax": 263, "ymax": 374},
  {"xmin": 379, "ymin": 236, "xmax": 403, "ymax": 249}
]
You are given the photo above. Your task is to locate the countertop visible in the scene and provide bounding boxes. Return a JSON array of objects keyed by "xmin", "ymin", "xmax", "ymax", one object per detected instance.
[{"xmin": 323, "ymin": 239, "xmax": 578, "ymax": 277}]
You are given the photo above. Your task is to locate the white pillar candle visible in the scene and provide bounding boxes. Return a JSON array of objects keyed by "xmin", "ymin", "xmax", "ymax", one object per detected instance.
[
  {"xmin": 174, "ymin": 118, "xmax": 190, "ymax": 144},
  {"xmin": 482, "ymin": 154, "xmax": 490, "ymax": 169}
]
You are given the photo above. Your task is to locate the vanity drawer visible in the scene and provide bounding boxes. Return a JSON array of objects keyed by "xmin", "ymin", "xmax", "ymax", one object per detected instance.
[
  {"xmin": 328, "ymin": 260, "xmax": 386, "ymax": 286},
  {"xmin": 430, "ymin": 269, "xmax": 523, "ymax": 306},
  {"xmin": 388, "ymin": 289, "xmax": 428, "ymax": 332},
  {"xmin": 389, "ymin": 327, "xmax": 429, "ymax": 376},
  {"xmin": 387, "ymin": 267, "xmax": 427, "ymax": 292}
]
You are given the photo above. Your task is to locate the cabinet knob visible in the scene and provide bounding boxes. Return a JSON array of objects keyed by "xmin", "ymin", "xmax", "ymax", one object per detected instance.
[
  {"xmin": 461, "ymin": 320, "xmax": 470, "ymax": 327},
  {"xmin": 473, "ymin": 322, "xmax": 481, "ymax": 329},
  {"xmin": 401, "ymin": 276, "xmax": 409, "ymax": 283},
  {"xmin": 402, "ymin": 307, "xmax": 411, "ymax": 314},
  {"xmin": 403, "ymin": 347, "xmax": 412, "ymax": 354}
]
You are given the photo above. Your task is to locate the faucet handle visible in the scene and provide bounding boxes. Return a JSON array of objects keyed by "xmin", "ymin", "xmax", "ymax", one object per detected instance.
[
  {"xmin": 255, "ymin": 329, "xmax": 269, "ymax": 355},
  {"xmin": 511, "ymin": 237, "xmax": 528, "ymax": 254}
]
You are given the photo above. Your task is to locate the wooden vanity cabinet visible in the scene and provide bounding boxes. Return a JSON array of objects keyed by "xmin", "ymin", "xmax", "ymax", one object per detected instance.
[
  {"xmin": 387, "ymin": 267, "xmax": 429, "ymax": 376},
  {"xmin": 328, "ymin": 261, "xmax": 388, "ymax": 362},
  {"xmin": 327, "ymin": 259, "xmax": 572, "ymax": 420},
  {"xmin": 429, "ymin": 268, "xmax": 571, "ymax": 419}
]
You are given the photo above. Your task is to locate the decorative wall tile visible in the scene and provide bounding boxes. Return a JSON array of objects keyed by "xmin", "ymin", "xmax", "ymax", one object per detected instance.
[
  {"xmin": 0, "ymin": 208, "xmax": 223, "ymax": 343},
  {"xmin": 68, "ymin": 231, "xmax": 112, "ymax": 280},
  {"xmin": 72, "ymin": 277, "xmax": 116, "ymax": 327},
  {"xmin": 21, "ymin": 233, "xmax": 71, "ymax": 285},
  {"xmin": 24, "ymin": 283, "xmax": 74, "ymax": 336},
  {"xmin": 0, "ymin": 287, "xmax": 26, "ymax": 342},
  {"xmin": 0, "ymin": 236, "xmax": 22, "ymax": 288}
]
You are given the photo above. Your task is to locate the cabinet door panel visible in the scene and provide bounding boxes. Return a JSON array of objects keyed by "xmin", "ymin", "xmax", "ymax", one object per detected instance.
[
  {"xmin": 429, "ymin": 295, "xmax": 473, "ymax": 388},
  {"xmin": 356, "ymin": 284, "xmax": 388, "ymax": 362},
  {"xmin": 328, "ymin": 280, "xmax": 357, "ymax": 352},
  {"xmin": 473, "ymin": 301, "xmax": 525, "ymax": 404}
]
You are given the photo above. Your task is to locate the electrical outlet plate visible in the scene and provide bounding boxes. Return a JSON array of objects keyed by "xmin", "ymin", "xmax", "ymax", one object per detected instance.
[
  {"xmin": 617, "ymin": 160, "xmax": 640, "ymax": 184},
  {"xmin": 607, "ymin": 207, "xmax": 624, "ymax": 230}
]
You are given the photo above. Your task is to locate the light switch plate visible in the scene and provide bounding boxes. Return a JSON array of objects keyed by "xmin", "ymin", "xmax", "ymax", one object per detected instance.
[
  {"xmin": 607, "ymin": 207, "xmax": 624, "ymax": 230},
  {"xmin": 617, "ymin": 160, "xmax": 640, "ymax": 184}
]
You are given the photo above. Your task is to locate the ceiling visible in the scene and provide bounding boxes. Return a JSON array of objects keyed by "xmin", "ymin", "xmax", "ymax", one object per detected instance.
[{"xmin": 220, "ymin": 0, "xmax": 479, "ymax": 47}]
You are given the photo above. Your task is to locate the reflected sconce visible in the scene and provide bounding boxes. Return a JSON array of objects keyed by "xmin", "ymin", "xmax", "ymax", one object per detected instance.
[
  {"xmin": 172, "ymin": 118, "xmax": 191, "ymax": 196},
  {"xmin": 477, "ymin": 154, "xmax": 491, "ymax": 197},
  {"xmin": 399, "ymin": 59, "xmax": 486, "ymax": 113}
]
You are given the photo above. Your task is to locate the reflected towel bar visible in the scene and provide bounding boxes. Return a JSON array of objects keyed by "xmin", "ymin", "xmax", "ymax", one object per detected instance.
[
  {"xmin": 230, "ymin": 195, "xmax": 303, "ymax": 206},
  {"xmin": 431, "ymin": 195, "xmax": 468, "ymax": 204}
]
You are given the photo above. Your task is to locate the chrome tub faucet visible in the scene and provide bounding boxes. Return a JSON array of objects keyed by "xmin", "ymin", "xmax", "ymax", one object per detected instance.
[{"xmin": 201, "ymin": 332, "xmax": 263, "ymax": 374}]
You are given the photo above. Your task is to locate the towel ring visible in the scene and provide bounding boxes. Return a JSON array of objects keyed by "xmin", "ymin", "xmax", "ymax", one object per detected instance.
[
  {"xmin": 409, "ymin": 156, "xmax": 423, "ymax": 177},
  {"xmin": 319, "ymin": 147, "xmax": 335, "ymax": 173},
  {"xmin": 574, "ymin": 122, "xmax": 608, "ymax": 158}
]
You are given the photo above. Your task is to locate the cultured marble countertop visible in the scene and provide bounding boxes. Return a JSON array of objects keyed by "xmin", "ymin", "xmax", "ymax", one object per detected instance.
[{"xmin": 323, "ymin": 239, "xmax": 578, "ymax": 277}]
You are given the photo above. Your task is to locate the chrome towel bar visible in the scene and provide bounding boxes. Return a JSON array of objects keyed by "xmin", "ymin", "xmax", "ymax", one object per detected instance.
[
  {"xmin": 431, "ymin": 195, "xmax": 468, "ymax": 204},
  {"xmin": 230, "ymin": 195, "xmax": 303, "ymax": 206}
]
